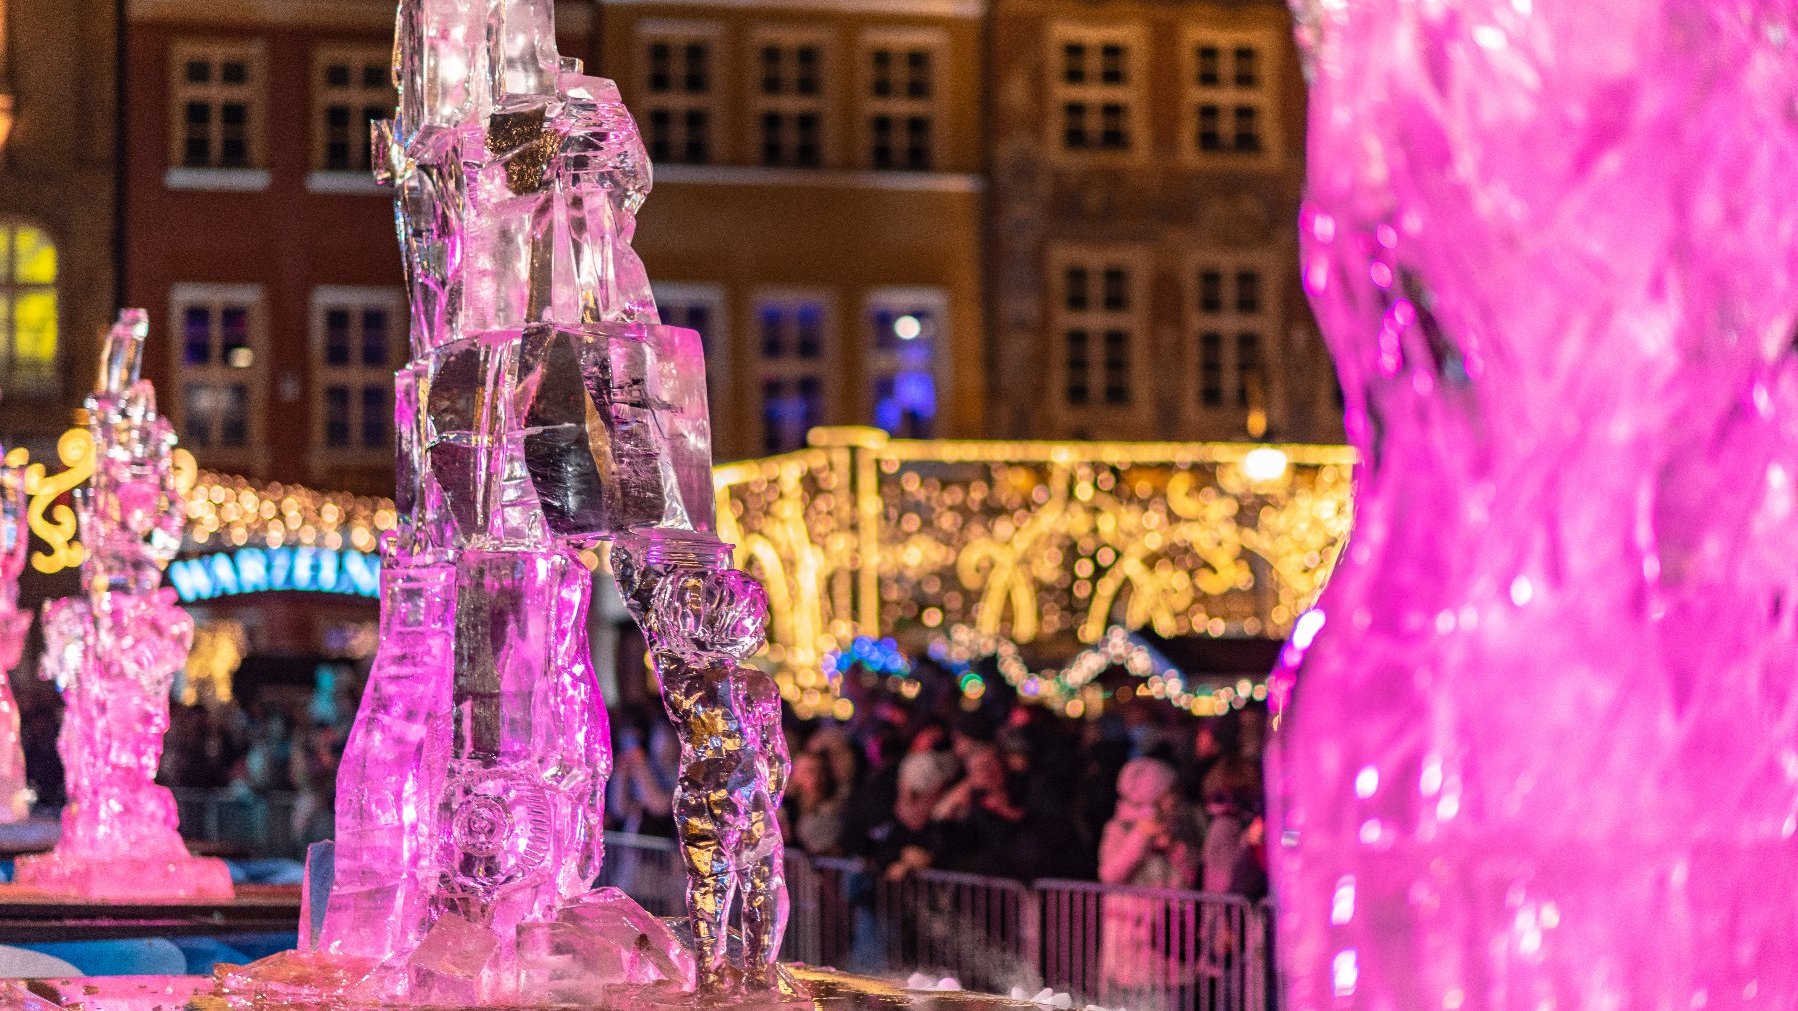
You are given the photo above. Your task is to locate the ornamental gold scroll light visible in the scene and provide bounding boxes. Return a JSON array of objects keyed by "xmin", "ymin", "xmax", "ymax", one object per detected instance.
[
  {"xmin": 20, "ymin": 423, "xmax": 398, "ymax": 576},
  {"xmin": 714, "ymin": 428, "xmax": 1356, "ymax": 717}
]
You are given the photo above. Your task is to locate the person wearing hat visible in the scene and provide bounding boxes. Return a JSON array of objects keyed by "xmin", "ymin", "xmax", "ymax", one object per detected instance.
[{"xmin": 1098, "ymin": 757, "xmax": 1202, "ymax": 1006}]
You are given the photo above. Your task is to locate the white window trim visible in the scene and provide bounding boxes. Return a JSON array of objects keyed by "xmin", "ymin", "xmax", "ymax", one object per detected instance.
[
  {"xmin": 1045, "ymin": 23, "xmax": 1147, "ymax": 164},
  {"xmin": 855, "ymin": 27, "xmax": 949, "ymax": 172},
  {"xmin": 750, "ymin": 287, "xmax": 839, "ymax": 453},
  {"xmin": 163, "ymin": 167, "xmax": 273, "ymax": 192},
  {"xmin": 863, "ymin": 285, "xmax": 948, "ymax": 436},
  {"xmin": 747, "ymin": 25, "xmax": 837, "ymax": 169},
  {"xmin": 168, "ymin": 38, "xmax": 267, "ymax": 171},
  {"xmin": 635, "ymin": 20, "xmax": 726, "ymax": 166},
  {"xmin": 309, "ymin": 285, "xmax": 404, "ymax": 469},
  {"xmin": 1180, "ymin": 25, "xmax": 1282, "ymax": 168},
  {"xmin": 168, "ymin": 282, "xmax": 269, "ymax": 469},
  {"xmin": 1187, "ymin": 250, "xmax": 1287, "ymax": 428},
  {"xmin": 311, "ymin": 45, "xmax": 395, "ymax": 175},
  {"xmin": 1047, "ymin": 244, "xmax": 1152, "ymax": 428}
]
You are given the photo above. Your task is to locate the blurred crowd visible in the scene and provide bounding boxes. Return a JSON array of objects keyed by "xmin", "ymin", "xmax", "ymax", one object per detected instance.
[
  {"xmin": 609, "ymin": 692, "xmax": 1270, "ymax": 897},
  {"xmin": 15, "ymin": 667, "xmax": 1270, "ymax": 896}
]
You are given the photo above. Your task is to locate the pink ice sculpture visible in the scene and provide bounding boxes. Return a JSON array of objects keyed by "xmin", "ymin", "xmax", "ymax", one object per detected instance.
[
  {"xmin": 14, "ymin": 310, "xmax": 231, "ymax": 899},
  {"xmin": 1272, "ymin": 1, "xmax": 1798, "ymax": 1006},
  {"xmin": 0, "ymin": 464, "xmax": 34, "ymax": 822},
  {"xmin": 226, "ymin": 0, "xmax": 793, "ymax": 1004}
]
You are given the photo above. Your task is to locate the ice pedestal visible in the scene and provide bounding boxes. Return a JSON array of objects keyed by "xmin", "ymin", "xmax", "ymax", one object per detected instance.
[{"xmin": 1272, "ymin": 1, "xmax": 1798, "ymax": 1006}]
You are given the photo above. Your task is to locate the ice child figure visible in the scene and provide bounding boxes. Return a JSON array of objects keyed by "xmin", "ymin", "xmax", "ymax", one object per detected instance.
[{"xmin": 615, "ymin": 533, "xmax": 793, "ymax": 997}]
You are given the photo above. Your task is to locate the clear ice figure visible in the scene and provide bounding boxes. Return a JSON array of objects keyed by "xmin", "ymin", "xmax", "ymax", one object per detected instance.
[
  {"xmin": 252, "ymin": 0, "xmax": 795, "ymax": 1002},
  {"xmin": 1272, "ymin": 1, "xmax": 1798, "ymax": 1006},
  {"xmin": 614, "ymin": 541, "xmax": 792, "ymax": 996},
  {"xmin": 14, "ymin": 310, "xmax": 231, "ymax": 899},
  {"xmin": 0, "ymin": 465, "xmax": 34, "ymax": 822}
]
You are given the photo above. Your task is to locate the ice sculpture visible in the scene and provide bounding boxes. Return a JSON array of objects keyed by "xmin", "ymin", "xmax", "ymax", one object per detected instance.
[
  {"xmin": 14, "ymin": 310, "xmax": 230, "ymax": 899},
  {"xmin": 229, "ymin": 0, "xmax": 795, "ymax": 1003},
  {"xmin": 1271, "ymin": 1, "xmax": 1798, "ymax": 1007},
  {"xmin": 0, "ymin": 463, "xmax": 35, "ymax": 823}
]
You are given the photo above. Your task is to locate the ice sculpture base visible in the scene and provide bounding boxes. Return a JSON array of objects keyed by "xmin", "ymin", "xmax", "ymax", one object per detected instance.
[
  {"xmin": 217, "ymin": 887, "xmax": 701, "ymax": 1008},
  {"xmin": 13, "ymin": 849, "xmax": 233, "ymax": 901}
]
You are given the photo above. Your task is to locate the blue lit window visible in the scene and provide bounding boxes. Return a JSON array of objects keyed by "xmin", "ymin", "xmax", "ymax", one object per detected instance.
[{"xmin": 868, "ymin": 296, "xmax": 941, "ymax": 437}]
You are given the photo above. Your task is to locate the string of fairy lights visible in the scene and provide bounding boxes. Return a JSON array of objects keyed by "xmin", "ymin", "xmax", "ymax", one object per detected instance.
[{"xmin": 19, "ymin": 425, "xmax": 1343, "ymax": 722}]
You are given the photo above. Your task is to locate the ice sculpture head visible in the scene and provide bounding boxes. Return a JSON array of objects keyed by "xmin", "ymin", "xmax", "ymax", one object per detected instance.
[
  {"xmin": 650, "ymin": 567, "xmax": 769, "ymax": 663},
  {"xmin": 80, "ymin": 310, "xmax": 186, "ymax": 597}
]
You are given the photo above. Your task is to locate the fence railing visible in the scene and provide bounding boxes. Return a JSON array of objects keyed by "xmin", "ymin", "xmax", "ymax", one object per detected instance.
[
  {"xmin": 600, "ymin": 833, "xmax": 1274, "ymax": 1011},
  {"xmin": 172, "ymin": 787, "xmax": 303, "ymax": 860},
  {"xmin": 166, "ymin": 810, "xmax": 1276, "ymax": 1011}
]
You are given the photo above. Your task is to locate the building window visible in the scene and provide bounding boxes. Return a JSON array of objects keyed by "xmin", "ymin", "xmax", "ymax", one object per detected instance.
[
  {"xmin": 0, "ymin": 222, "xmax": 57, "ymax": 395},
  {"xmin": 753, "ymin": 30, "xmax": 830, "ymax": 168},
  {"xmin": 1053, "ymin": 250, "xmax": 1142, "ymax": 409},
  {"xmin": 1186, "ymin": 31, "xmax": 1277, "ymax": 159},
  {"xmin": 312, "ymin": 287, "xmax": 401, "ymax": 455},
  {"xmin": 861, "ymin": 30, "xmax": 943, "ymax": 171},
  {"xmin": 866, "ymin": 288, "xmax": 944, "ymax": 437},
  {"xmin": 754, "ymin": 292, "xmax": 832, "ymax": 453},
  {"xmin": 170, "ymin": 40, "xmax": 263, "ymax": 169},
  {"xmin": 1194, "ymin": 262, "xmax": 1273, "ymax": 411},
  {"xmin": 1049, "ymin": 25, "xmax": 1142, "ymax": 154},
  {"xmin": 314, "ymin": 48, "xmax": 392, "ymax": 173},
  {"xmin": 638, "ymin": 25, "xmax": 719, "ymax": 165},
  {"xmin": 172, "ymin": 284, "xmax": 264, "ymax": 452}
]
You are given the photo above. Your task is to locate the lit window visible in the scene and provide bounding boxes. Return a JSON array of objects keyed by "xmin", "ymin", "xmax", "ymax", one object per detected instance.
[
  {"xmin": 753, "ymin": 31, "xmax": 830, "ymax": 168},
  {"xmin": 863, "ymin": 31, "xmax": 943, "ymax": 171},
  {"xmin": 312, "ymin": 287, "xmax": 401, "ymax": 455},
  {"xmin": 314, "ymin": 48, "xmax": 393, "ymax": 173},
  {"xmin": 755, "ymin": 292, "xmax": 832, "ymax": 453},
  {"xmin": 866, "ymin": 289, "xmax": 944, "ymax": 437},
  {"xmin": 1049, "ymin": 26, "xmax": 1141, "ymax": 154},
  {"xmin": 1054, "ymin": 249, "xmax": 1143, "ymax": 409},
  {"xmin": 0, "ymin": 222, "xmax": 57, "ymax": 394},
  {"xmin": 1194, "ymin": 262, "xmax": 1274, "ymax": 412},
  {"xmin": 1186, "ymin": 31, "xmax": 1277, "ymax": 159},
  {"xmin": 170, "ymin": 40, "xmax": 263, "ymax": 169},
  {"xmin": 172, "ymin": 284, "xmax": 264, "ymax": 452},
  {"xmin": 639, "ymin": 26, "xmax": 719, "ymax": 165}
]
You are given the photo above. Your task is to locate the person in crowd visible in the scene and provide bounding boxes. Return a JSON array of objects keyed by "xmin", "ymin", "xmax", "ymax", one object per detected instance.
[
  {"xmin": 608, "ymin": 719, "xmax": 676, "ymax": 836},
  {"xmin": 1200, "ymin": 758, "xmax": 1261, "ymax": 893},
  {"xmin": 866, "ymin": 750, "xmax": 957, "ymax": 879},
  {"xmin": 804, "ymin": 726, "xmax": 860, "ymax": 806},
  {"xmin": 782, "ymin": 750, "xmax": 847, "ymax": 857},
  {"xmin": 1098, "ymin": 758, "xmax": 1202, "ymax": 1007},
  {"xmin": 931, "ymin": 743, "xmax": 1028, "ymax": 877}
]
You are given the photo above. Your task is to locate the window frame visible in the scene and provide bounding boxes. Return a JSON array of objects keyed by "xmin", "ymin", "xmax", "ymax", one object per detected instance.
[
  {"xmin": 1045, "ymin": 23, "xmax": 1147, "ymax": 163},
  {"xmin": 0, "ymin": 219, "xmax": 59, "ymax": 397},
  {"xmin": 1047, "ymin": 244, "xmax": 1151, "ymax": 428},
  {"xmin": 1187, "ymin": 250, "xmax": 1286, "ymax": 429},
  {"xmin": 311, "ymin": 45, "xmax": 395, "ymax": 176},
  {"xmin": 750, "ymin": 287, "xmax": 838, "ymax": 454},
  {"xmin": 1180, "ymin": 26, "xmax": 1282, "ymax": 167},
  {"xmin": 863, "ymin": 285, "xmax": 948, "ymax": 438},
  {"xmin": 168, "ymin": 38, "xmax": 267, "ymax": 171},
  {"xmin": 856, "ymin": 27, "xmax": 948, "ymax": 172},
  {"xmin": 309, "ymin": 285, "xmax": 404, "ymax": 467},
  {"xmin": 635, "ymin": 19, "xmax": 726, "ymax": 167},
  {"xmin": 747, "ymin": 25, "xmax": 836, "ymax": 169},
  {"xmin": 168, "ymin": 282, "xmax": 268, "ymax": 466}
]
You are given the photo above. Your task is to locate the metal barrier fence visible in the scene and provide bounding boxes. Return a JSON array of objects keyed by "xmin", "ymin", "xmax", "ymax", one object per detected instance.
[
  {"xmin": 599, "ymin": 834, "xmax": 1274, "ymax": 1011},
  {"xmin": 164, "ymin": 810, "xmax": 1275, "ymax": 1010},
  {"xmin": 172, "ymin": 787, "xmax": 302, "ymax": 859}
]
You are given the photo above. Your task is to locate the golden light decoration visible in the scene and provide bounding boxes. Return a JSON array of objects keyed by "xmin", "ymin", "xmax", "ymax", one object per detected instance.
[
  {"xmin": 715, "ymin": 427, "xmax": 1355, "ymax": 719},
  {"xmin": 183, "ymin": 619, "xmax": 248, "ymax": 706}
]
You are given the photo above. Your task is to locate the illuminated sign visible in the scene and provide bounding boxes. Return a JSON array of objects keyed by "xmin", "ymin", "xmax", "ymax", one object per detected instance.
[{"xmin": 166, "ymin": 546, "xmax": 381, "ymax": 603}]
